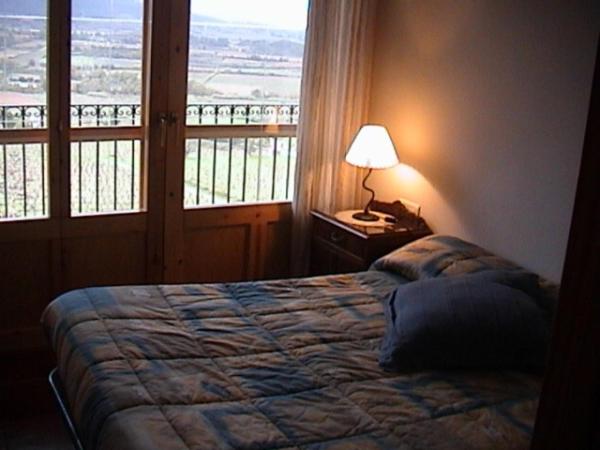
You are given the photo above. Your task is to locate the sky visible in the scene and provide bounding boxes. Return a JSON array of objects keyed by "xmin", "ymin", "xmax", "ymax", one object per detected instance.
[{"xmin": 191, "ymin": 0, "xmax": 309, "ymax": 30}]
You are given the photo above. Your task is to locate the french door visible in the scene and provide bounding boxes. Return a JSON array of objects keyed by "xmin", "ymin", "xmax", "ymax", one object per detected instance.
[
  {"xmin": 159, "ymin": 0, "xmax": 298, "ymax": 283},
  {"xmin": 0, "ymin": 0, "xmax": 303, "ymax": 353}
]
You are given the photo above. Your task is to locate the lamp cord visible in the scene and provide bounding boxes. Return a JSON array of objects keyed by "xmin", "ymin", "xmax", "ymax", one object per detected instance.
[{"xmin": 362, "ymin": 168, "xmax": 375, "ymax": 213}]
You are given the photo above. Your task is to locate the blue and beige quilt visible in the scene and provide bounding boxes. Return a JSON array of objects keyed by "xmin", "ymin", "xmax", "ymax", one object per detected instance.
[{"xmin": 43, "ymin": 267, "xmax": 541, "ymax": 449}]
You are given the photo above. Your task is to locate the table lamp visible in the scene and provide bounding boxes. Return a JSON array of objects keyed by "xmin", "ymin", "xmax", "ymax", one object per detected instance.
[{"xmin": 344, "ymin": 124, "xmax": 400, "ymax": 221}]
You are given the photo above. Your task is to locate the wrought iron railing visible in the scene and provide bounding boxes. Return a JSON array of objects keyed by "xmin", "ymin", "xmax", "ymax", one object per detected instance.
[
  {"xmin": 0, "ymin": 103, "xmax": 298, "ymax": 220},
  {"xmin": 183, "ymin": 136, "xmax": 296, "ymax": 208},
  {"xmin": 0, "ymin": 103, "xmax": 299, "ymax": 129},
  {"xmin": 185, "ymin": 104, "xmax": 299, "ymax": 126},
  {"xmin": 0, "ymin": 105, "xmax": 47, "ymax": 129},
  {"xmin": 0, "ymin": 142, "xmax": 47, "ymax": 219}
]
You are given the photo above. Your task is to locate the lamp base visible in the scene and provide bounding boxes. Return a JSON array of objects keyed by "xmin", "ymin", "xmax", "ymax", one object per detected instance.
[{"xmin": 352, "ymin": 211, "xmax": 379, "ymax": 222}]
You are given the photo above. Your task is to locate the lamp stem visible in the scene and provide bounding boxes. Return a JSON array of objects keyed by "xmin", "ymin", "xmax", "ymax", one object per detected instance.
[{"xmin": 362, "ymin": 168, "xmax": 375, "ymax": 214}]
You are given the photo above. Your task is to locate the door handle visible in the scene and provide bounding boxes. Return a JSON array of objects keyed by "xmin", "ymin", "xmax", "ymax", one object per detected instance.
[
  {"xmin": 158, "ymin": 112, "xmax": 178, "ymax": 148},
  {"xmin": 159, "ymin": 113, "xmax": 168, "ymax": 148}
]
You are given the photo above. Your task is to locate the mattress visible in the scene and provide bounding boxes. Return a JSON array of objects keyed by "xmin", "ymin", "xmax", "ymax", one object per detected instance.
[{"xmin": 42, "ymin": 270, "xmax": 541, "ymax": 450}]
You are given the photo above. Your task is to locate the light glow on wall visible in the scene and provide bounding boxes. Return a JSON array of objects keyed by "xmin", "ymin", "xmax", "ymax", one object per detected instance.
[
  {"xmin": 372, "ymin": 162, "xmax": 465, "ymax": 234},
  {"xmin": 395, "ymin": 163, "xmax": 422, "ymax": 186}
]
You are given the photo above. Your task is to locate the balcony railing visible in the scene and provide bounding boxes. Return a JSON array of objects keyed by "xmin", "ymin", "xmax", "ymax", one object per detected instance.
[
  {"xmin": 0, "ymin": 104, "xmax": 299, "ymax": 129},
  {"xmin": 0, "ymin": 103, "xmax": 298, "ymax": 220}
]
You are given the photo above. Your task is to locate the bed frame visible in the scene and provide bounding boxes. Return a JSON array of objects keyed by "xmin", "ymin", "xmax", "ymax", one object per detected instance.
[{"xmin": 49, "ymin": 368, "xmax": 84, "ymax": 450}]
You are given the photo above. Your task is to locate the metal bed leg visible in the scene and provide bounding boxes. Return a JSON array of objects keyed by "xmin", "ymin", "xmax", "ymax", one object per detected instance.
[{"xmin": 48, "ymin": 368, "xmax": 84, "ymax": 450}]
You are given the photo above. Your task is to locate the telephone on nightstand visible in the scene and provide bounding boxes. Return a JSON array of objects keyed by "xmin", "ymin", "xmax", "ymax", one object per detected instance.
[{"xmin": 370, "ymin": 199, "xmax": 427, "ymax": 231}]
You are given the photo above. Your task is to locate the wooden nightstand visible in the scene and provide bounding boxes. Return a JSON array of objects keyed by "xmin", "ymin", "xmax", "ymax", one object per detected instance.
[{"xmin": 310, "ymin": 203, "xmax": 432, "ymax": 275}]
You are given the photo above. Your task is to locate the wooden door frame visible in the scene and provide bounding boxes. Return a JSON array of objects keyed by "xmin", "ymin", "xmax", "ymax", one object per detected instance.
[
  {"xmin": 531, "ymin": 39, "xmax": 600, "ymax": 449},
  {"xmin": 145, "ymin": 0, "xmax": 172, "ymax": 283},
  {"xmin": 0, "ymin": 0, "xmax": 71, "ymax": 352},
  {"xmin": 161, "ymin": 0, "xmax": 192, "ymax": 283}
]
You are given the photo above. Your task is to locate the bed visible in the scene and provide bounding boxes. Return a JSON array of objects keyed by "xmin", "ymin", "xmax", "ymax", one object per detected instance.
[{"xmin": 42, "ymin": 235, "xmax": 554, "ymax": 450}]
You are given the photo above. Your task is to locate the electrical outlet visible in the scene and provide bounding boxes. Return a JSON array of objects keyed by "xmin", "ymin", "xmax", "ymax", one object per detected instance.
[{"xmin": 400, "ymin": 198, "xmax": 421, "ymax": 217}]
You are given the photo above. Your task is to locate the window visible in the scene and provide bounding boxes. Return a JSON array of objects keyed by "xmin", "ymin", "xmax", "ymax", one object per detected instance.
[
  {"xmin": 70, "ymin": 0, "xmax": 144, "ymax": 215},
  {"xmin": 183, "ymin": 0, "xmax": 307, "ymax": 207},
  {"xmin": 0, "ymin": 7, "xmax": 49, "ymax": 220},
  {"xmin": 0, "ymin": 0, "xmax": 308, "ymax": 222}
]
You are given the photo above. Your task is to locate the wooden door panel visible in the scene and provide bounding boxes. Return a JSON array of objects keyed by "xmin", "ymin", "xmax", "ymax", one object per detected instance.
[
  {"xmin": 62, "ymin": 232, "xmax": 147, "ymax": 291},
  {"xmin": 184, "ymin": 225, "xmax": 251, "ymax": 282},
  {"xmin": 263, "ymin": 220, "xmax": 292, "ymax": 280},
  {"xmin": 0, "ymin": 240, "xmax": 53, "ymax": 329},
  {"xmin": 178, "ymin": 202, "xmax": 292, "ymax": 283}
]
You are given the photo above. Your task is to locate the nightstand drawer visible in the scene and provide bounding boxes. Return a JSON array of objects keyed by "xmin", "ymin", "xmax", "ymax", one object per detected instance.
[{"xmin": 312, "ymin": 214, "xmax": 366, "ymax": 257}]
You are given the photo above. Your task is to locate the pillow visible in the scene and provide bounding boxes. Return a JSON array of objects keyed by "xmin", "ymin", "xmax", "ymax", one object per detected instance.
[
  {"xmin": 379, "ymin": 270, "xmax": 551, "ymax": 371},
  {"xmin": 372, "ymin": 234, "xmax": 557, "ymax": 314},
  {"xmin": 372, "ymin": 235, "xmax": 518, "ymax": 280}
]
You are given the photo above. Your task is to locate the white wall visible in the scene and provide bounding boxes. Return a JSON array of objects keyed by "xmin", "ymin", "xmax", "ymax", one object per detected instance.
[{"xmin": 368, "ymin": 0, "xmax": 599, "ymax": 282}]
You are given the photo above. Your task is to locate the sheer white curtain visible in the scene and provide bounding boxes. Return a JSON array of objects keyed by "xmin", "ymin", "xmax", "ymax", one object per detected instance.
[{"xmin": 291, "ymin": 0, "xmax": 378, "ymax": 275}]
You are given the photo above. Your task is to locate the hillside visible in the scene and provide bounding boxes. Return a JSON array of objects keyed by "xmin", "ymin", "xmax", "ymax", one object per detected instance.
[
  {"xmin": 0, "ymin": 0, "xmax": 140, "ymax": 18},
  {"xmin": 0, "ymin": 0, "xmax": 222, "ymax": 22}
]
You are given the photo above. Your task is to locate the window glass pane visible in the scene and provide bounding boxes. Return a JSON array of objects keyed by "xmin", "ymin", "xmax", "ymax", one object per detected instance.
[
  {"xmin": 0, "ymin": 4, "xmax": 49, "ymax": 221},
  {"xmin": 184, "ymin": 136, "xmax": 296, "ymax": 207},
  {"xmin": 184, "ymin": 0, "xmax": 306, "ymax": 209},
  {"xmin": 69, "ymin": 1, "xmax": 144, "ymax": 216},
  {"xmin": 0, "ymin": 143, "xmax": 48, "ymax": 219},
  {"xmin": 186, "ymin": 0, "xmax": 307, "ymax": 124},
  {"xmin": 71, "ymin": 0, "xmax": 143, "ymax": 127},
  {"xmin": 70, "ymin": 140, "xmax": 141, "ymax": 216},
  {"xmin": 0, "ymin": 10, "xmax": 47, "ymax": 129}
]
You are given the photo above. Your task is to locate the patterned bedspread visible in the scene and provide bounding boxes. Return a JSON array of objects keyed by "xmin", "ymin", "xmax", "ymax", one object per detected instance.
[{"xmin": 42, "ymin": 270, "xmax": 541, "ymax": 450}]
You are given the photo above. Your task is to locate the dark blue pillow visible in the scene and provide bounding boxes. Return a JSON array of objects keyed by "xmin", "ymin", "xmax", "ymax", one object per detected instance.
[{"xmin": 379, "ymin": 270, "xmax": 551, "ymax": 371}]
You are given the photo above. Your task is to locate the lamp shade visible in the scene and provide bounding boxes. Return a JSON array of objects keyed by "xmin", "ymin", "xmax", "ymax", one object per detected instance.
[{"xmin": 345, "ymin": 125, "xmax": 399, "ymax": 169}]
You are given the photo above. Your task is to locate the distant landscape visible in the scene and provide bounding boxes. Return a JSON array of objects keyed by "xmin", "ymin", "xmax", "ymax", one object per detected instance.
[{"xmin": 0, "ymin": 0, "xmax": 306, "ymax": 105}]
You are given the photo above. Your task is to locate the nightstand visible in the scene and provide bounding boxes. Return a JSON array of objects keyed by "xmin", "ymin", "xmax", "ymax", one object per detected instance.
[{"xmin": 310, "ymin": 205, "xmax": 432, "ymax": 275}]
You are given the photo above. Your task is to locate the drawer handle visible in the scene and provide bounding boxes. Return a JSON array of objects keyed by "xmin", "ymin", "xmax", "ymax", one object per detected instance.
[{"xmin": 330, "ymin": 231, "xmax": 344, "ymax": 243}]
